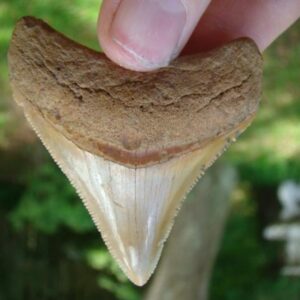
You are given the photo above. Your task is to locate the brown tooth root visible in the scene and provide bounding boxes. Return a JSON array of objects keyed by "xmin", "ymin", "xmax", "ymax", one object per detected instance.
[
  {"xmin": 8, "ymin": 16, "xmax": 263, "ymax": 168},
  {"xmin": 8, "ymin": 16, "xmax": 263, "ymax": 286}
]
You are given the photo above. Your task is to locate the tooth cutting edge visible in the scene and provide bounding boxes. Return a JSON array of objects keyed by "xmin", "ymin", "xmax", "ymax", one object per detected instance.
[{"xmin": 24, "ymin": 105, "xmax": 252, "ymax": 285}]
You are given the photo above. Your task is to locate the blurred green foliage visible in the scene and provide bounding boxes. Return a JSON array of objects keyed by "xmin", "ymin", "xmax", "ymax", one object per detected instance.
[
  {"xmin": 85, "ymin": 247, "xmax": 140, "ymax": 300},
  {"xmin": 211, "ymin": 189, "xmax": 300, "ymax": 300},
  {"xmin": 9, "ymin": 162, "xmax": 94, "ymax": 234},
  {"xmin": 0, "ymin": 0, "xmax": 299, "ymax": 299}
]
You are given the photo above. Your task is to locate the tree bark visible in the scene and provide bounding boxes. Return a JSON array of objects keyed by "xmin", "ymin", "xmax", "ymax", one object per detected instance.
[{"xmin": 145, "ymin": 162, "xmax": 237, "ymax": 300}]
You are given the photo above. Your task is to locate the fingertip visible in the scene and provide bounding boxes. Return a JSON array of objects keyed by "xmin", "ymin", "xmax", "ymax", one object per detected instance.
[
  {"xmin": 98, "ymin": 0, "xmax": 211, "ymax": 71},
  {"xmin": 98, "ymin": 0, "xmax": 186, "ymax": 71},
  {"xmin": 97, "ymin": 2, "xmax": 142, "ymax": 71}
]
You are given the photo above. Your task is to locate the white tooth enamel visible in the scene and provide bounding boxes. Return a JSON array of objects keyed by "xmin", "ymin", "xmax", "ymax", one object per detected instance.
[{"xmin": 24, "ymin": 106, "xmax": 240, "ymax": 286}]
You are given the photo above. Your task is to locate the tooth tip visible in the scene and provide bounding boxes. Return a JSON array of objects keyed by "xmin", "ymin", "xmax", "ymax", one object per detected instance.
[
  {"xmin": 132, "ymin": 278, "xmax": 148, "ymax": 287},
  {"xmin": 128, "ymin": 272, "xmax": 150, "ymax": 286},
  {"xmin": 127, "ymin": 266, "xmax": 153, "ymax": 286},
  {"xmin": 115, "ymin": 246, "xmax": 157, "ymax": 286}
]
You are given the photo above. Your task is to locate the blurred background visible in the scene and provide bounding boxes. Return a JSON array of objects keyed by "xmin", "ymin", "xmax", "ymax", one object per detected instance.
[{"xmin": 0, "ymin": 1, "xmax": 300, "ymax": 299}]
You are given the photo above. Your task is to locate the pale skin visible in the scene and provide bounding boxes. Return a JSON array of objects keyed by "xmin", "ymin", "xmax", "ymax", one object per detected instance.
[{"xmin": 97, "ymin": 0, "xmax": 300, "ymax": 71}]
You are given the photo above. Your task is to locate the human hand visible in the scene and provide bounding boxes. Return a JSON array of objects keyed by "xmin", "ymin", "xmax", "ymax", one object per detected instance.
[{"xmin": 97, "ymin": 0, "xmax": 300, "ymax": 71}]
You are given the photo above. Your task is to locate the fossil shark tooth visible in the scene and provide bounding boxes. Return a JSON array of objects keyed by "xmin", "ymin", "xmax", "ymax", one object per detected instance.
[{"xmin": 8, "ymin": 17, "xmax": 263, "ymax": 286}]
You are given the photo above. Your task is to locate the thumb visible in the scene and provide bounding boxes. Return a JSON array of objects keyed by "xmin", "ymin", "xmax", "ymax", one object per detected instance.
[{"xmin": 97, "ymin": 0, "xmax": 211, "ymax": 71}]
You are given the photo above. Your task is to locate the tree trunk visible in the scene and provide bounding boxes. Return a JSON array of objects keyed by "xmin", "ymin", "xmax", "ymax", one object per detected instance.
[{"xmin": 144, "ymin": 162, "xmax": 237, "ymax": 300}]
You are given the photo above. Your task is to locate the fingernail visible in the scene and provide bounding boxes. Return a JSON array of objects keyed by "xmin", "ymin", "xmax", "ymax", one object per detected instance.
[{"xmin": 111, "ymin": 0, "xmax": 187, "ymax": 69}]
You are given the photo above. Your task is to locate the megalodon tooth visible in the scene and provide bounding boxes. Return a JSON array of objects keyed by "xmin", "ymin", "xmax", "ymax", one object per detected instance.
[{"xmin": 8, "ymin": 16, "xmax": 263, "ymax": 286}]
